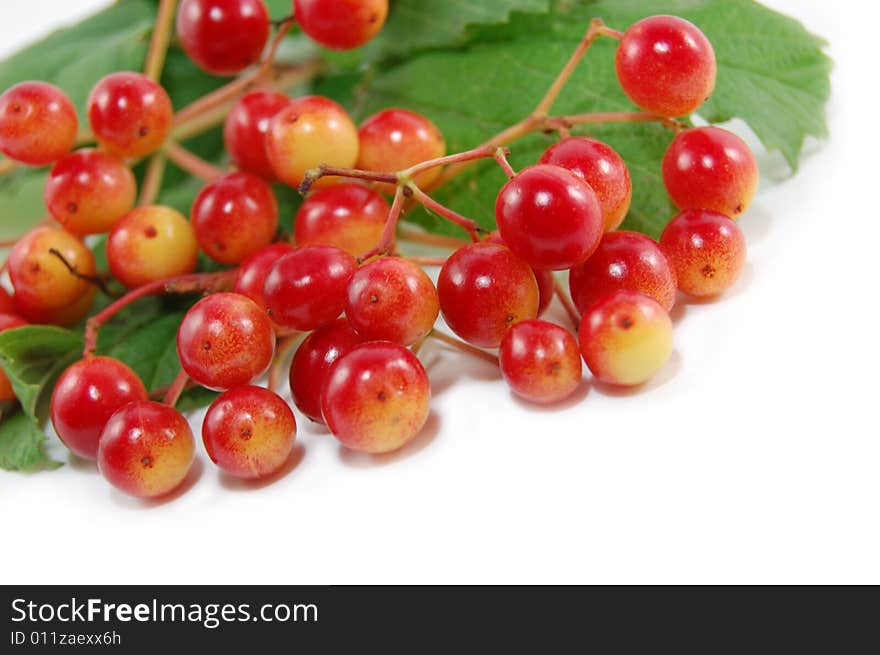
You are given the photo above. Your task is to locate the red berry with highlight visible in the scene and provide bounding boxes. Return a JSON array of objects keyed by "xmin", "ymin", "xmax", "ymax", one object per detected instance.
[
  {"xmin": 0, "ymin": 313, "xmax": 28, "ymax": 402},
  {"xmin": 294, "ymin": 0, "xmax": 388, "ymax": 50},
  {"xmin": 499, "ymin": 319, "xmax": 582, "ymax": 404},
  {"xmin": 0, "ymin": 81, "xmax": 77, "ymax": 165},
  {"xmin": 615, "ymin": 15, "xmax": 716, "ymax": 117},
  {"xmin": 224, "ymin": 89, "xmax": 288, "ymax": 180},
  {"xmin": 177, "ymin": 292, "xmax": 275, "ymax": 390},
  {"xmin": 485, "ymin": 231, "xmax": 554, "ymax": 316},
  {"xmin": 660, "ymin": 209, "xmax": 747, "ymax": 297},
  {"xmin": 233, "ymin": 242, "xmax": 295, "ymax": 312},
  {"xmin": 0, "ymin": 288, "xmax": 14, "ymax": 315},
  {"xmin": 50, "ymin": 356, "xmax": 148, "ymax": 460},
  {"xmin": 294, "ymin": 183, "xmax": 388, "ymax": 256}
]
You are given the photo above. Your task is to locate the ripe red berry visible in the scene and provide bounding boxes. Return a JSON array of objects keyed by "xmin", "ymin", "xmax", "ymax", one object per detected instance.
[
  {"xmin": 223, "ymin": 89, "xmax": 289, "ymax": 180},
  {"xmin": 263, "ymin": 245, "xmax": 357, "ymax": 331},
  {"xmin": 233, "ymin": 242, "xmax": 296, "ymax": 313},
  {"xmin": 659, "ymin": 209, "xmax": 747, "ymax": 297},
  {"xmin": 0, "ymin": 313, "xmax": 28, "ymax": 402},
  {"xmin": 44, "ymin": 149, "xmax": 136, "ymax": 235},
  {"xmin": 87, "ymin": 72, "xmax": 173, "ymax": 158},
  {"xmin": 345, "ymin": 257, "xmax": 439, "ymax": 345},
  {"xmin": 0, "ymin": 81, "xmax": 77, "ymax": 165},
  {"xmin": 177, "ymin": 292, "xmax": 275, "ymax": 390},
  {"xmin": 578, "ymin": 290, "xmax": 673, "ymax": 386},
  {"xmin": 499, "ymin": 319, "xmax": 582, "ymax": 404},
  {"xmin": 8, "ymin": 226, "xmax": 96, "ymax": 312},
  {"xmin": 294, "ymin": 183, "xmax": 389, "ymax": 257},
  {"xmin": 12, "ymin": 287, "xmax": 96, "ymax": 328},
  {"xmin": 289, "ymin": 318, "xmax": 362, "ymax": 423},
  {"xmin": 107, "ymin": 206, "xmax": 198, "ymax": 288},
  {"xmin": 615, "ymin": 15, "xmax": 716, "ymax": 117},
  {"xmin": 266, "ymin": 95, "xmax": 359, "ymax": 188},
  {"xmin": 293, "ymin": 0, "xmax": 389, "ymax": 50},
  {"xmin": 98, "ymin": 401, "xmax": 195, "ymax": 499},
  {"xmin": 662, "ymin": 126, "xmax": 759, "ymax": 218},
  {"xmin": 202, "ymin": 386, "xmax": 297, "ymax": 479},
  {"xmin": 322, "ymin": 341, "xmax": 430, "ymax": 454},
  {"xmin": 50, "ymin": 356, "xmax": 149, "ymax": 460},
  {"xmin": 484, "ymin": 231, "xmax": 554, "ymax": 317},
  {"xmin": 356, "ymin": 108, "xmax": 446, "ymax": 192},
  {"xmin": 539, "ymin": 137, "xmax": 632, "ymax": 232},
  {"xmin": 438, "ymin": 242, "xmax": 539, "ymax": 348},
  {"xmin": 0, "ymin": 288, "xmax": 15, "ymax": 315},
  {"xmin": 191, "ymin": 172, "xmax": 278, "ymax": 265},
  {"xmin": 176, "ymin": 0, "xmax": 270, "ymax": 76},
  {"xmin": 569, "ymin": 231, "xmax": 677, "ymax": 316},
  {"xmin": 495, "ymin": 164, "xmax": 603, "ymax": 270}
]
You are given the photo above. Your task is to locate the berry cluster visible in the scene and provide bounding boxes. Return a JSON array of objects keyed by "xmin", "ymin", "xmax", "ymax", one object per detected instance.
[{"xmin": 0, "ymin": 5, "xmax": 756, "ymax": 501}]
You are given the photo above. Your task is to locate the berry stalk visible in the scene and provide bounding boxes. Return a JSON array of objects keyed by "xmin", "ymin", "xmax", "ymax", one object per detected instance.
[
  {"xmin": 144, "ymin": 0, "xmax": 178, "ymax": 82},
  {"xmin": 430, "ymin": 330, "xmax": 499, "ymax": 366}
]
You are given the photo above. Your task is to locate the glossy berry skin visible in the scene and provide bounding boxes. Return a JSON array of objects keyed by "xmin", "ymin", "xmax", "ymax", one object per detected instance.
[
  {"xmin": 44, "ymin": 149, "xmax": 137, "ymax": 235},
  {"xmin": 484, "ymin": 231, "xmax": 554, "ymax": 317},
  {"xmin": 107, "ymin": 206, "xmax": 198, "ymax": 288},
  {"xmin": 263, "ymin": 245, "xmax": 358, "ymax": 331},
  {"xmin": 438, "ymin": 242, "xmax": 539, "ymax": 348},
  {"xmin": 12, "ymin": 287, "xmax": 96, "ymax": 328},
  {"xmin": 345, "ymin": 257, "xmax": 439, "ymax": 345},
  {"xmin": 202, "ymin": 386, "xmax": 296, "ymax": 479},
  {"xmin": 8, "ymin": 226, "xmax": 96, "ymax": 311},
  {"xmin": 98, "ymin": 401, "xmax": 194, "ymax": 499},
  {"xmin": 0, "ymin": 313, "xmax": 28, "ymax": 402},
  {"xmin": 50, "ymin": 356, "xmax": 148, "ymax": 460},
  {"xmin": 0, "ymin": 82, "xmax": 77, "ymax": 165},
  {"xmin": 233, "ymin": 242, "xmax": 295, "ymax": 312},
  {"xmin": 176, "ymin": 0, "xmax": 270, "ymax": 76},
  {"xmin": 578, "ymin": 290, "xmax": 673, "ymax": 387},
  {"xmin": 177, "ymin": 292, "xmax": 275, "ymax": 391},
  {"xmin": 615, "ymin": 15, "xmax": 716, "ymax": 117},
  {"xmin": 191, "ymin": 172, "xmax": 278, "ymax": 265},
  {"xmin": 662, "ymin": 126, "xmax": 759, "ymax": 218},
  {"xmin": 289, "ymin": 318, "xmax": 362, "ymax": 423},
  {"xmin": 224, "ymin": 89, "xmax": 289, "ymax": 180},
  {"xmin": 0, "ymin": 288, "xmax": 14, "ymax": 315},
  {"xmin": 660, "ymin": 209, "xmax": 747, "ymax": 297},
  {"xmin": 495, "ymin": 164, "xmax": 604, "ymax": 271},
  {"xmin": 87, "ymin": 72, "xmax": 173, "ymax": 159},
  {"xmin": 569, "ymin": 231, "xmax": 677, "ymax": 316},
  {"xmin": 293, "ymin": 0, "xmax": 388, "ymax": 50},
  {"xmin": 322, "ymin": 341, "xmax": 430, "ymax": 454},
  {"xmin": 266, "ymin": 96, "xmax": 359, "ymax": 188},
  {"xmin": 357, "ymin": 108, "xmax": 446, "ymax": 193},
  {"xmin": 295, "ymin": 183, "xmax": 389, "ymax": 256},
  {"xmin": 499, "ymin": 319, "xmax": 582, "ymax": 404},
  {"xmin": 539, "ymin": 137, "xmax": 632, "ymax": 232}
]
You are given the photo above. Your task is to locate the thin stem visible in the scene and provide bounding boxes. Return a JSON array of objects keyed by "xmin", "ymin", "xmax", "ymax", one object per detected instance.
[
  {"xmin": 138, "ymin": 155, "xmax": 166, "ymax": 206},
  {"xmin": 163, "ymin": 141, "xmax": 225, "ymax": 181},
  {"xmin": 397, "ymin": 224, "xmax": 468, "ymax": 250},
  {"xmin": 493, "ymin": 147, "xmax": 517, "ymax": 179},
  {"xmin": 553, "ymin": 278, "xmax": 581, "ymax": 328},
  {"xmin": 0, "ymin": 157, "xmax": 17, "ymax": 176},
  {"xmin": 403, "ymin": 145, "xmax": 499, "ymax": 178},
  {"xmin": 268, "ymin": 332, "xmax": 302, "ymax": 393},
  {"xmin": 358, "ymin": 185, "xmax": 406, "ymax": 262},
  {"xmin": 299, "ymin": 165, "xmax": 397, "ymax": 195},
  {"xmin": 83, "ymin": 270, "xmax": 235, "ymax": 357},
  {"xmin": 405, "ymin": 255, "xmax": 447, "ymax": 267},
  {"xmin": 162, "ymin": 368, "xmax": 190, "ymax": 407},
  {"xmin": 430, "ymin": 331, "xmax": 499, "ymax": 366},
  {"xmin": 406, "ymin": 184, "xmax": 483, "ymax": 242},
  {"xmin": 553, "ymin": 111, "xmax": 685, "ymax": 131},
  {"xmin": 144, "ymin": 0, "xmax": 178, "ymax": 82},
  {"xmin": 48, "ymin": 248, "xmax": 117, "ymax": 297}
]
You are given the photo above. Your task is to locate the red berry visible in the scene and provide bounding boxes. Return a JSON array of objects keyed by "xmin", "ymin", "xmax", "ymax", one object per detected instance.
[
  {"xmin": 289, "ymin": 318, "xmax": 362, "ymax": 423},
  {"xmin": 263, "ymin": 245, "xmax": 357, "ymax": 331},
  {"xmin": 295, "ymin": 183, "xmax": 389, "ymax": 257},
  {"xmin": 50, "ymin": 356, "xmax": 149, "ymax": 460},
  {"xmin": 0, "ymin": 313, "xmax": 28, "ymax": 402},
  {"xmin": 12, "ymin": 287, "xmax": 96, "ymax": 328},
  {"xmin": 578, "ymin": 290, "xmax": 673, "ymax": 386},
  {"xmin": 615, "ymin": 15, "xmax": 716, "ymax": 117},
  {"xmin": 499, "ymin": 319, "xmax": 582, "ymax": 404},
  {"xmin": 177, "ymin": 292, "xmax": 275, "ymax": 390},
  {"xmin": 191, "ymin": 172, "xmax": 278, "ymax": 265},
  {"xmin": 662, "ymin": 126, "xmax": 759, "ymax": 218},
  {"xmin": 438, "ymin": 242, "xmax": 539, "ymax": 348},
  {"xmin": 202, "ymin": 386, "xmax": 296, "ymax": 479},
  {"xmin": 0, "ymin": 288, "xmax": 14, "ymax": 315},
  {"xmin": 0, "ymin": 81, "xmax": 77, "ymax": 165},
  {"xmin": 98, "ymin": 401, "xmax": 194, "ymax": 499},
  {"xmin": 356, "ymin": 108, "xmax": 446, "ymax": 193},
  {"xmin": 569, "ymin": 231, "xmax": 677, "ymax": 316},
  {"xmin": 233, "ymin": 242, "xmax": 296, "ymax": 312},
  {"xmin": 539, "ymin": 137, "xmax": 632, "ymax": 232},
  {"xmin": 223, "ymin": 89, "xmax": 288, "ymax": 180},
  {"xmin": 44, "ymin": 149, "xmax": 136, "ymax": 235},
  {"xmin": 322, "ymin": 341, "xmax": 430, "ymax": 454},
  {"xmin": 659, "ymin": 209, "xmax": 747, "ymax": 297},
  {"xmin": 293, "ymin": 0, "xmax": 389, "ymax": 50},
  {"xmin": 176, "ymin": 0, "xmax": 270, "ymax": 75},
  {"xmin": 485, "ymin": 231, "xmax": 554, "ymax": 317},
  {"xmin": 345, "ymin": 257, "xmax": 439, "ymax": 345},
  {"xmin": 87, "ymin": 72, "xmax": 173, "ymax": 159},
  {"xmin": 495, "ymin": 164, "xmax": 603, "ymax": 270}
]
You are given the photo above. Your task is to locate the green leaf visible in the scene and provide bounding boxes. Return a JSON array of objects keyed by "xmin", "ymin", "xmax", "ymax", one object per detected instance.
[{"xmin": 0, "ymin": 409, "xmax": 62, "ymax": 472}]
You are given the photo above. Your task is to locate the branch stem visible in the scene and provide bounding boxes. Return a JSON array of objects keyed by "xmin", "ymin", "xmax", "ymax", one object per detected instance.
[
  {"xmin": 430, "ymin": 331, "xmax": 499, "ymax": 366},
  {"xmin": 163, "ymin": 142, "xmax": 225, "ymax": 181},
  {"xmin": 553, "ymin": 278, "xmax": 581, "ymax": 328},
  {"xmin": 144, "ymin": 0, "xmax": 178, "ymax": 81},
  {"xmin": 162, "ymin": 369, "xmax": 190, "ymax": 407},
  {"xmin": 138, "ymin": 154, "xmax": 166, "ymax": 206}
]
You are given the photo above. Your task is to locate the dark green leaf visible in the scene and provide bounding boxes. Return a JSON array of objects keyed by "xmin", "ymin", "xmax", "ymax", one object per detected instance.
[{"xmin": 0, "ymin": 409, "xmax": 61, "ymax": 472}]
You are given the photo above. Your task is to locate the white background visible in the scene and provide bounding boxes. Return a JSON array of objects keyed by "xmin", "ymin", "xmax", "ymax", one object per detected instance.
[{"xmin": 1, "ymin": 1, "xmax": 877, "ymax": 585}]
